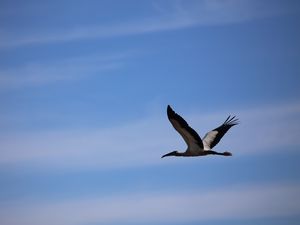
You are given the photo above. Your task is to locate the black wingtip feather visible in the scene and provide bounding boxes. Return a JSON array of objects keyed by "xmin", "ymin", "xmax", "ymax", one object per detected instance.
[
  {"xmin": 208, "ymin": 115, "xmax": 239, "ymax": 149},
  {"xmin": 167, "ymin": 105, "xmax": 174, "ymax": 118},
  {"xmin": 166, "ymin": 105, "xmax": 204, "ymax": 148},
  {"xmin": 224, "ymin": 115, "xmax": 231, "ymax": 123},
  {"xmin": 224, "ymin": 115, "xmax": 239, "ymax": 126}
]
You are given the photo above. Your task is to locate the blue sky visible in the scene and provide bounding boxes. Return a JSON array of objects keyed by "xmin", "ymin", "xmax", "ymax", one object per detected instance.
[{"xmin": 1, "ymin": 0, "xmax": 300, "ymax": 224}]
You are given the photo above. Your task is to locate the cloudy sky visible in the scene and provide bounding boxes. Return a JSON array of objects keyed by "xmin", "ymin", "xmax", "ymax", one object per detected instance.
[{"xmin": 1, "ymin": 0, "xmax": 300, "ymax": 225}]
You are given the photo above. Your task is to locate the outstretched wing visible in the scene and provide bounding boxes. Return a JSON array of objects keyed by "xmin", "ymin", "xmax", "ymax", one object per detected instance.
[
  {"xmin": 167, "ymin": 105, "xmax": 203, "ymax": 150},
  {"xmin": 203, "ymin": 115, "xmax": 239, "ymax": 150}
]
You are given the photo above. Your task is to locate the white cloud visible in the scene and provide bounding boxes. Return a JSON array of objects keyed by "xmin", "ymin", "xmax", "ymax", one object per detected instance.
[
  {"xmin": 190, "ymin": 101, "xmax": 300, "ymax": 155},
  {"xmin": 0, "ymin": 101, "xmax": 299, "ymax": 169},
  {"xmin": 0, "ymin": 182, "xmax": 299, "ymax": 225},
  {"xmin": 0, "ymin": 117, "xmax": 169, "ymax": 169},
  {"xmin": 0, "ymin": 52, "xmax": 130, "ymax": 89},
  {"xmin": 0, "ymin": 0, "xmax": 292, "ymax": 48}
]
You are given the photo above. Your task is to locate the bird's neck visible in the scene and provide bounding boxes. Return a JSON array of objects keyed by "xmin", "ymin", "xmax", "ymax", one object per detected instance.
[{"xmin": 174, "ymin": 151, "xmax": 187, "ymax": 156}]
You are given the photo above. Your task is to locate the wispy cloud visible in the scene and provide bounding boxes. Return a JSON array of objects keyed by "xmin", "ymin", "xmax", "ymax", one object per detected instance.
[
  {"xmin": 190, "ymin": 101, "xmax": 300, "ymax": 155},
  {"xmin": 0, "ymin": 52, "xmax": 130, "ymax": 89},
  {"xmin": 1, "ymin": 182, "xmax": 299, "ymax": 225},
  {"xmin": 0, "ymin": 101, "xmax": 299, "ymax": 169},
  {"xmin": 0, "ymin": 0, "xmax": 293, "ymax": 48}
]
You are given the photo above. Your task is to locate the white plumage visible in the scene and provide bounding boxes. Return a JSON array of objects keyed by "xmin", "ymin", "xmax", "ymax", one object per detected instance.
[{"xmin": 162, "ymin": 105, "xmax": 239, "ymax": 158}]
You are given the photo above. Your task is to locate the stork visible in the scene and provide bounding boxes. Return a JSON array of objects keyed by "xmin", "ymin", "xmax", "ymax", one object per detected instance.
[{"xmin": 162, "ymin": 105, "xmax": 239, "ymax": 158}]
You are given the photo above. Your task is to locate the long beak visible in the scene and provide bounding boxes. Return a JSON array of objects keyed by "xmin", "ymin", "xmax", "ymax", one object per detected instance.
[{"xmin": 161, "ymin": 152, "xmax": 174, "ymax": 158}]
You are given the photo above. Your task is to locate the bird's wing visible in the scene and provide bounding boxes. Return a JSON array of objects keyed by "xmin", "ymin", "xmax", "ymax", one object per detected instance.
[
  {"xmin": 203, "ymin": 115, "xmax": 239, "ymax": 149},
  {"xmin": 167, "ymin": 105, "xmax": 204, "ymax": 151}
]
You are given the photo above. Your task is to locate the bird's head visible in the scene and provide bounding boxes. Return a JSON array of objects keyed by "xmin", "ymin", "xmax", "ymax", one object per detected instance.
[{"xmin": 161, "ymin": 151, "xmax": 178, "ymax": 158}]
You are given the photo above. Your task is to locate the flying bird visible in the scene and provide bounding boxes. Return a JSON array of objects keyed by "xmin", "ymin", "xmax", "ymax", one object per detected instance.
[{"xmin": 162, "ymin": 105, "xmax": 239, "ymax": 158}]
